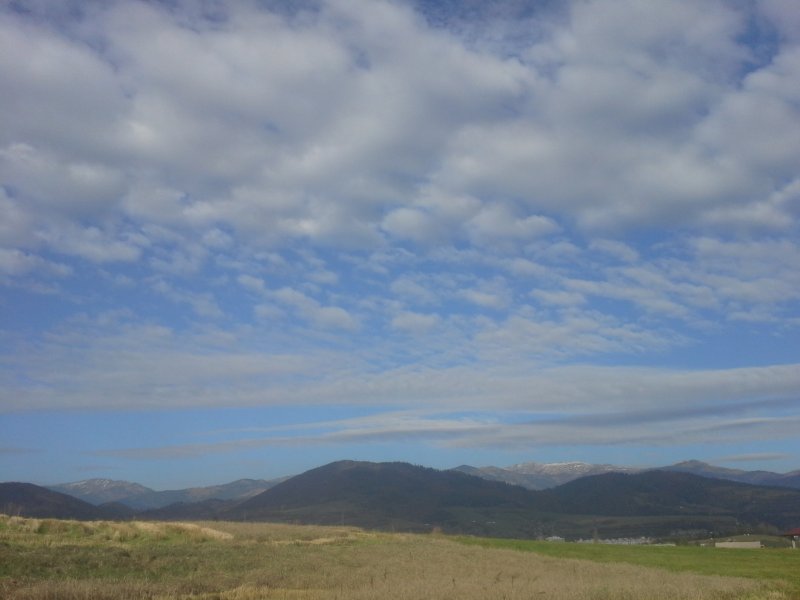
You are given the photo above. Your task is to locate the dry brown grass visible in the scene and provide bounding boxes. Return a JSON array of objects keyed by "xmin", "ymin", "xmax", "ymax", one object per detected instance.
[{"xmin": 0, "ymin": 515, "xmax": 785, "ymax": 600}]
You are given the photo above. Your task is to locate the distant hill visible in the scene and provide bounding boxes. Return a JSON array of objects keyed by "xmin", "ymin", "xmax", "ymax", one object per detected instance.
[
  {"xmin": 455, "ymin": 459, "xmax": 800, "ymax": 491},
  {"xmin": 453, "ymin": 461, "xmax": 640, "ymax": 490},
  {"xmin": 539, "ymin": 470, "xmax": 800, "ymax": 530},
  {"xmin": 48, "ymin": 477, "xmax": 284, "ymax": 510},
  {"xmin": 138, "ymin": 498, "xmax": 235, "ymax": 521},
  {"xmin": 225, "ymin": 460, "xmax": 537, "ymax": 534},
  {"xmin": 0, "ymin": 482, "xmax": 122, "ymax": 520},
  {"xmin": 10, "ymin": 460, "xmax": 800, "ymax": 540},
  {"xmin": 223, "ymin": 461, "xmax": 800, "ymax": 538},
  {"xmin": 661, "ymin": 460, "xmax": 800, "ymax": 490},
  {"xmin": 48, "ymin": 479, "xmax": 154, "ymax": 505},
  {"xmin": 97, "ymin": 501, "xmax": 137, "ymax": 520},
  {"xmin": 122, "ymin": 478, "xmax": 283, "ymax": 510}
]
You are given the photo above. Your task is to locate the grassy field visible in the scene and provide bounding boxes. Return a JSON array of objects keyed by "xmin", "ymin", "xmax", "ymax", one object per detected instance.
[
  {"xmin": 458, "ymin": 536, "xmax": 800, "ymax": 597},
  {"xmin": 0, "ymin": 514, "xmax": 794, "ymax": 599}
]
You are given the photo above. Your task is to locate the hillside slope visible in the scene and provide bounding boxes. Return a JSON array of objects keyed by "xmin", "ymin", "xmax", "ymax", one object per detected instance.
[
  {"xmin": 453, "ymin": 462, "xmax": 639, "ymax": 489},
  {"xmin": 47, "ymin": 479, "xmax": 154, "ymax": 505},
  {"xmin": 539, "ymin": 471, "xmax": 800, "ymax": 529},
  {"xmin": 662, "ymin": 460, "xmax": 800, "ymax": 490},
  {"xmin": 457, "ymin": 459, "xmax": 800, "ymax": 491},
  {"xmin": 227, "ymin": 460, "xmax": 537, "ymax": 533},
  {"xmin": 0, "ymin": 482, "xmax": 122, "ymax": 520},
  {"xmin": 48, "ymin": 477, "xmax": 282, "ymax": 509}
]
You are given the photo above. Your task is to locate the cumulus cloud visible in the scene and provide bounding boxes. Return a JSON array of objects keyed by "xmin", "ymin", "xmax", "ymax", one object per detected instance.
[
  {"xmin": 389, "ymin": 277, "xmax": 440, "ymax": 305},
  {"xmin": 0, "ymin": 0, "xmax": 799, "ymax": 467},
  {"xmin": 391, "ymin": 311, "xmax": 440, "ymax": 333},
  {"xmin": 237, "ymin": 274, "xmax": 267, "ymax": 294},
  {"xmin": 2, "ymin": 0, "xmax": 795, "ymax": 261},
  {"xmin": 0, "ymin": 248, "xmax": 70, "ymax": 278},
  {"xmin": 0, "ymin": 0, "xmax": 793, "ymax": 288},
  {"xmin": 272, "ymin": 287, "xmax": 359, "ymax": 331}
]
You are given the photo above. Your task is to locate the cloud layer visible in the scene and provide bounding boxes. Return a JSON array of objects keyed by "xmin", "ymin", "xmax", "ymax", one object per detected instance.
[{"xmin": 1, "ymin": 0, "xmax": 798, "ymax": 467}]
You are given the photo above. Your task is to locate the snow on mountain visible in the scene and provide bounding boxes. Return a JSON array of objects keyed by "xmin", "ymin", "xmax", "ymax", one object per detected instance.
[
  {"xmin": 47, "ymin": 479, "xmax": 154, "ymax": 505},
  {"xmin": 456, "ymin": 459, "xmax": 800, "ymax": 491},
  {"xmin": 453, "ymin": 461, "xmax": 639, "ymax": 490}
]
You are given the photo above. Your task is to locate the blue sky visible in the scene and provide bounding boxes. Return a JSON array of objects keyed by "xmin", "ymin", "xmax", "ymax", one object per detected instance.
[{"xmin": 1, "ymin": 0, "xmax": 799, "ymax": 489}]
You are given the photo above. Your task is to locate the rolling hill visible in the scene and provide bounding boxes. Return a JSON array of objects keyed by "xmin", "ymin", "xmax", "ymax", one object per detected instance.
[
  {"xmin": 47, "ymin": 477, "xmax": 283, "ymax": 510},
  {"xmin": 661, "ymin": 460, "xmax": 800, "ymax": 489},
  {"xmin": 454, "ymin": 459, "xmax": 800, "ymax": 490},
  {"xmin": 225, "ymin": 460, "xmax": 539, "ymax": 534},
  {"xmin": 222, "ymin": 460, "xmax": 800, "ymax": 538},
  {"xmin": 0, "ymin": 482, "xmax": 130, "ymax": 520},
  {"xmin": 47, "ymin": 479, "xmax": 154, "ymax": 505},
  {"xmin": 539, "ymin": 470, "xmax": 800, "ymax": 529},
  {"xmin": 9, "ymin": 460, "xmax": 800, "ymax": 539},
  {"xmin": 137, "ymin": 498, "xmax": 235, "ymax": 521},
  {"xmin": 453, "ymin": 461, "xmax": 640, "ymax": 490}
]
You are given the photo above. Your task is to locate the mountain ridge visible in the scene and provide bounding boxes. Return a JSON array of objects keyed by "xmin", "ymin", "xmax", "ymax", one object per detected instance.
[
  {"xmin": 0, "ymin": 482, "xmax": 132, "ymax": 520},
  {"xmin": 453, "ymin": 459, "xmax": 800, "ymax": 490},
  {"xmin": 660, "ymin": 460, "xmax": 800, "ymax": 489},
  {"xmin": 453, "ymin": 461, "xmax": 642, "ymax": 489},
  {"xmin": 5, "ymin": 461, "xmax": 800, "ymax": 539},
  {"xmin": 46, "ymin": 477, "xmax": 286, "ymax": 510},
  {"xmin": 43, "ymin": 459, "xmax": 800, "ymax": 500},
  {"xmin": 228, "ymin": 461, "xmax": 800, "ymax": 538}
]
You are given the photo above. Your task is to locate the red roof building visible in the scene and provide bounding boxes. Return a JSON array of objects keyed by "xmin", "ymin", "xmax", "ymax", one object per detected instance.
[{"xmin": 781, "ymin": 528, "xmax": 800, "ymax": 548}]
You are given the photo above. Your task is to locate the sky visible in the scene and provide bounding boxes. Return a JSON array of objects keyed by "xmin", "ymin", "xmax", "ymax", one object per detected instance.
[{"xmin": 1, "ymin": 0, "xmax": 799, "ymax": 490}]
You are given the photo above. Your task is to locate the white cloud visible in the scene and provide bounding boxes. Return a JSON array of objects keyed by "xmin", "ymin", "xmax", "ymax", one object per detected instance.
[
  {"xmin": 237, "ymin": 274, "xmax": 267, "ymax": 294},
  {"xmin": 0, "ymin": 143, "xmax": 125, "ymax": 217},
  {"xmin": 1, "ymin": 0, "xmax": 797, "ymax": 261},
  {"xmin": 389, "ymin": 277, "xmax": 439, "ymax": 305},
  {"xmin": 760, "ymin": 0, "xmax": 800, "ymax": 42},
  {"xmin": 530, "ymin": 289, "xmax": 586, "ymax": 307},
  {"xmin": 475, "ymin": 311, "xmax": 677, "ymax": 361},
  {"xmin": 391, "ymin": 311, "xmax": 440, "ymax": 333},
  {"xmin": 254, "ymin": 303, "xmax": 284, "ymax": 321},
  {"xmin": 152, "ymin": 280, "xmax": 223, "ymax": 319},
  {"xmin": 272, "ymin": 287, "xmax": 359, "ymax": 331},
  {"xmin": 461, "ymin": 289, "xmax": 509, "ymax": 310},
  {"xmin": 466, "ymin": 204, "xmax": 559, "ymax": 245},
  {"xmin": 500, "ymin": 258, "xmax": 548, "ymax": 278},
  {"xmin": 589, "ymin": 239, "xmax": 639, "ymax": 263},
  {"xmin": 38, "ymin": 223, "xmax": 142, "ymax": 264},
  {"xmin": 0, "ymin": 0, "xmax": 798, "ymax": 467},
  {"xmin": 0, "ymin": 248, "xmax": 70, "ymax": 278},
  {"xmin": 314, "ymin": 305, "xmax": 360, "ymax": 331},
  {"xmin": 381, "ymin": 208, "xmax": 442, "ymax": 244}
]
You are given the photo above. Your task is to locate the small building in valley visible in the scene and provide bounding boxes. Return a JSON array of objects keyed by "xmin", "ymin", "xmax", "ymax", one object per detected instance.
[
  {"xmin": 781, "ymin": 528, "xmax": 800, "ymax": 549},
  {"xmin": 715, "ymin": 541, "xmax": 763, "ymax": 549}
]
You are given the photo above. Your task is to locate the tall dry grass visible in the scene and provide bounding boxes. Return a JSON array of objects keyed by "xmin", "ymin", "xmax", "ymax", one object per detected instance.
[{"xmin": 0, "ymin": 515, "xmax": 785, "ymax": 600}]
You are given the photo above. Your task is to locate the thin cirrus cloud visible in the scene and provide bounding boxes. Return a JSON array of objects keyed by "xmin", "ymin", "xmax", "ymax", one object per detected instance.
[{"xmin": 0, "ymin": 0, "xmax": 799, "ymax": 483}]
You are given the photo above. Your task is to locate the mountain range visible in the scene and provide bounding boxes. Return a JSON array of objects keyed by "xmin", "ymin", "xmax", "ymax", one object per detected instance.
[
  {"xmin": 454, "ymin": 461, "xmax": 641, "ymax": 489},
  {"xmin": 225, "ymin": 460, "xmax": 537, "ymax": 532},
  {"xmin": 42, "ymin": 459, "xmax": 800, "ymax": 512},
  {"xmin": 4, "ymin": 459, "xmax": 800, "ymax": 540},
  {"xmin": 455, "ymin": 460, "xmax": 800, "ymax": 490},
  {"xmin": 0, "ymin": 482, "xmax": 132, "ymax": 520},
  {"xmin": 660, "ymin": 460, "xmax": 800, "ymax": 489},
  {"xmin": 218, "ymin": 461, "xmax": 800, "ymax": 538},
  {"xmin": 47, "ymin": 477, "xmax": 287, "ymax": 510}
]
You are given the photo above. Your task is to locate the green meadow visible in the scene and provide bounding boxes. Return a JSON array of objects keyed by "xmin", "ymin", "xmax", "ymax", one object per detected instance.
[
  {"xmin": 458, "ymin": 536, "xmax": 800, "ymax": 596},
  {"xmin": 1, "ymin": 514, "xmax": 797, "ymax": 599}
]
